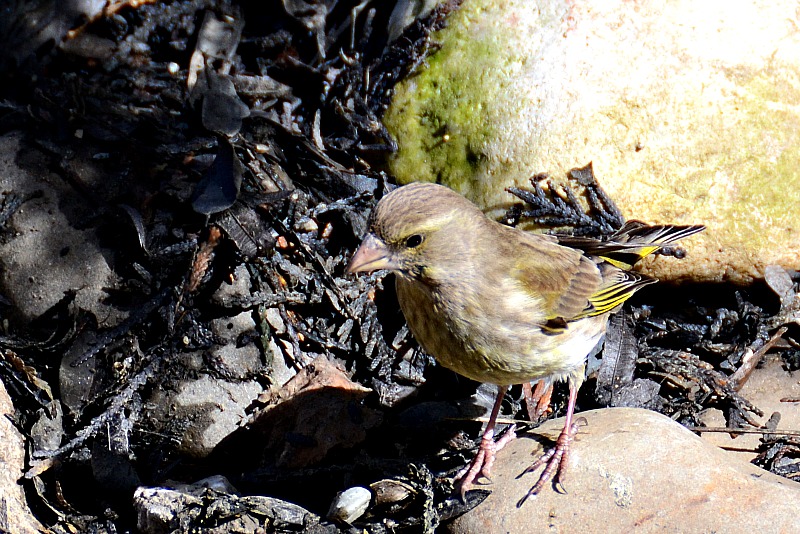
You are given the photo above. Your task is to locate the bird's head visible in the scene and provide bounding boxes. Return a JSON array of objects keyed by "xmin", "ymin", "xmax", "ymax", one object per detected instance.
[{"xmin": 346, "ymin": 182, "xmax": 482, "ymax": 280}]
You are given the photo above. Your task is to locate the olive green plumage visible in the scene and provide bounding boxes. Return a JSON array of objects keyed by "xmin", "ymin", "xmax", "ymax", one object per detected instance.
[
  {"xmin": 348, "ymin": 181, "xmax": 704, "ymax": 498},
  {"xmin": 348, "ymin": 182, "xmax": 702, "ymax": 388}
]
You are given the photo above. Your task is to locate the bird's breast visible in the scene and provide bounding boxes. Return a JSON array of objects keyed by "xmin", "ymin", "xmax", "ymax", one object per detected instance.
[{"xmin": 395, "ymin": 276, "xmax": 607, "ymax": 386}]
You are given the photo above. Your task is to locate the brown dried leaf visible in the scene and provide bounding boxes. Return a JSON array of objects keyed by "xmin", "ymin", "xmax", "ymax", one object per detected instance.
[{"xmin": 214, "ymin": 356, "xmax": 381, "ymax": 470}]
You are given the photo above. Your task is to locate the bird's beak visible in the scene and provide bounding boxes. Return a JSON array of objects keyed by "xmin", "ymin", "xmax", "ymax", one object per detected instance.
[{"xmin": 346, "ymin": 233, "xmax": 399, "ymax": 274}]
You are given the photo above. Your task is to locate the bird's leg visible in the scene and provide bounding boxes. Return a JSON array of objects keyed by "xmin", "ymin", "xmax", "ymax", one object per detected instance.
[
  {"xmin": 516, "ymin": 380, "xmax": 583, "ymax": 507},
  {"xmin": 522, "ymin": 380, "xmax": 553, "ymax": 421},
  {"xmin": 455, "ymin": 385, "xmax": 516, "ymax": 500}
]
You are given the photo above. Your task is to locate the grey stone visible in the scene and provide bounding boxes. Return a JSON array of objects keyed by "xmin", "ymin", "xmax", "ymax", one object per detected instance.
[
  {"xmin": 210, "ymin": 264, "xmax": 252, "ymax": 307},
  {"xmin": 145, "ymin": 311, "xmax": 265, "ymax": 457},
  {"xmin": 209, "ymin": 311, "xmax": 262, "ymax": 378},
  {"xmin": 0, "ymin": 131, "xmax": 124, "ymax": 326},
  {"xmin": 134, "ymin": 484, "xmax": 333, "ymax": 534}
]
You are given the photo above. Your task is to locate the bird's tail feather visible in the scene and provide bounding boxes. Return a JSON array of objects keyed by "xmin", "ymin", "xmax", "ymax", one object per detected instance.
[
  {"xmin": 561, "ymin": 221, "xmax": 704, "ymax": 321},
  {"xmin": 558, "ymin": 221, "xmax": 705, "ymax": 270}
]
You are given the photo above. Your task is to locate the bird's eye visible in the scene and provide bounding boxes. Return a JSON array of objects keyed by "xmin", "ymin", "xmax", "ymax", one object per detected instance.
[{"xmin": 404, "ymin": 234, "xmax": 424, "ymax": 248}]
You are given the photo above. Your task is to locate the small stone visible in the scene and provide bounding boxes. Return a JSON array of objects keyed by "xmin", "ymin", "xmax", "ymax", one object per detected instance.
[
  {"xmin": 327, "ymin": 486, "xmax": 372, "ymax": 524},
  {"xmin": 295, "ymin": 216, "xmax": 319, "ymax": 233},
  {"xmin": 264, "ymin": 306, "xmax": 287, "ymax": 334},
  {"xmin": 210, "ymin": 264, "xmax": 252, "ymax": 307},
  {"xmin": 143, "ymin": 307, "xmax": 270, "ymax": 458},
  {"xmin": 447, "ymin": 407, "xmax": 800, "ymax": 533},
  {"xmin": 147, "ymin": 375, "xmax": 262, "ymax": 458}
]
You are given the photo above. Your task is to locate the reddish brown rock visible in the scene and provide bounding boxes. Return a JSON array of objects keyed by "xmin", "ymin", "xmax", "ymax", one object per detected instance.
[
  {"xmin": 0, "ymin": 381, "xmax": 47, "ymax": 534},
  {"xmin": 448, "ymin": 408, "xmax": 800, "ymax": 533}
]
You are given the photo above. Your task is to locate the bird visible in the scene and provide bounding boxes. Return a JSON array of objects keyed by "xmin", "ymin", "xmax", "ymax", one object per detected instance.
[{"xmin": 346, "ymin": 182, "xmax": 704, "ymax": 505}]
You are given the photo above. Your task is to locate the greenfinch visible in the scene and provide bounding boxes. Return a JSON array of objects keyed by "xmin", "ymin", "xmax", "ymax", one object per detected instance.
[{"xmin": 347, "ymin": 182, "xmax": 703, "ymax": 504}]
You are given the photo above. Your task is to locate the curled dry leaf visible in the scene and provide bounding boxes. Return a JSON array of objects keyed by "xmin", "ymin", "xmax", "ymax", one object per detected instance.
[{"xmin": 213, "ymin": 355, "xmax": 382, "ymax": 470}]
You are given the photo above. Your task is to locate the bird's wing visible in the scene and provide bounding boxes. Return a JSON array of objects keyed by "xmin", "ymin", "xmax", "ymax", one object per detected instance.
[
  {"xmin": 511, "ymin": 236, "xmax": 604, "ymax": 326},
  {"xmin": 511, "ymin": 236, "xmax": 658, "ymax": 332},
  {"xmin": 573, "ymin": 265, "xmax": 656, "ymax": 320}
]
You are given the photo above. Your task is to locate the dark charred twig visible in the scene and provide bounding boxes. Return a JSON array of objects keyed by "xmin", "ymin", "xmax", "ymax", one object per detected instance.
[
  {"xmin": 31, "ymin": 343, "xmax": 165, "ymax": 464},
  {"xmin": 505, "ymin": 163, "xmax": 624, "ymax": 236},
  {"xmin": 70, "ymin": 288, "xmax": 172, "ymax": 368},
  {"xmin": 729, "ymin": 327, "xmax": 788, "ymax": 391},
  {"xmin": 568, "ymin": 163, "xmax": 624, "ymax": 229},
  {"xmin": 216, "ymin": 290, "xmax": 308, "ymax": 311},
  {"xmin": 261, "ymin": 206, "xmax": 357, "ymax": 320}
]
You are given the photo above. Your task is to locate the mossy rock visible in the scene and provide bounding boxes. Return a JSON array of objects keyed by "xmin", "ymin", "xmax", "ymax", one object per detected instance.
[{"xmin": 384, "ymin": 0, "xmax": 800, "ymax": 283}]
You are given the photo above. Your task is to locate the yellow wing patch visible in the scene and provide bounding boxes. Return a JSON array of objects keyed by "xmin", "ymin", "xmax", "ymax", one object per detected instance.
[{"xmin": 572, "ymin": 271, "xmax": 656, "ymax": 320}]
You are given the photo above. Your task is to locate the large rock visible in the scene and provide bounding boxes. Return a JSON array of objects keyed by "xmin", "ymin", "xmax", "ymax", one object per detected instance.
[
  {"xmin": 448, "ymin": 408, "xmax": 800, "ymax": 533},
  {"xmin": 144, "ymin": 309, "xmax": 265, "ymax": 458},
  {"xmin": 0, "ymin": 131, "xmax": 124, "ymax": 324},
  {"xmin": 0, "ymin": 380, "xmax": 47, "ymax": 534},
  {"xmin": 384, "ymin": 0, "xmax": 800, "ymax": 284}
]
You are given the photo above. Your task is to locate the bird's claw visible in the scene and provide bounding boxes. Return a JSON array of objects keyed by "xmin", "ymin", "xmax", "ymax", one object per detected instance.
[
  {"xmin": 516, "ymin": 417, "xmax": 586, "ymax": 507},
  {"xmin": 456, "ymin": 424, "xmax": 517, "ymax": 500}
]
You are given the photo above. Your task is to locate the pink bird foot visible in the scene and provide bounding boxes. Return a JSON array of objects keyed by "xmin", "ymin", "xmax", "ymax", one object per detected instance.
[
  {"xmin": 456, "ymin": 423, "xmax": 517, "ymax": 499},
  {"xmin": 516, "ymin": 380, "xmax": 586, "ymax": 506},
  {"xmin": 516, "ymin": 416, "xmax": 585, "ymax": 506}
]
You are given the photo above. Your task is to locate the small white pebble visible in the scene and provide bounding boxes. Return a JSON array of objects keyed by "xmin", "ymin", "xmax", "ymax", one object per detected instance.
[{"xmin": 327, "ymin": 486, "xmax": 372, "ymax": 524}]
